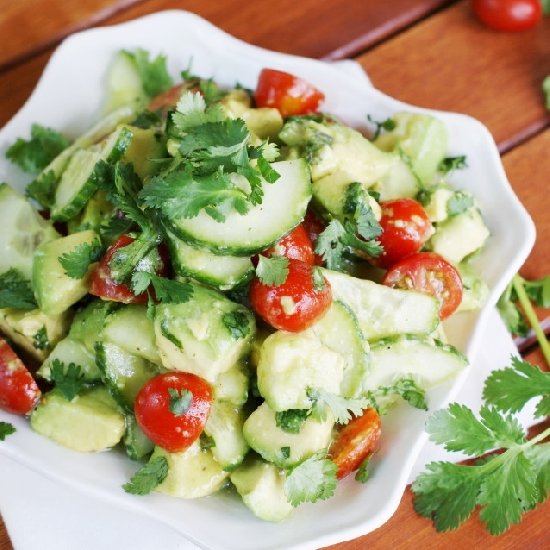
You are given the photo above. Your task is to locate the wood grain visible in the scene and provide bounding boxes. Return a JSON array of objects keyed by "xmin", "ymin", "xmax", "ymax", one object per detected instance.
[
  {"xmin": 0, "ymin": 517, "xmax": 10, "ymax": 550},
  {"xmin": 0, "ymin": 0, "xmax": 145, "ymax": 71},
  {"xmin": 359, "ymin": 1, "xmax": 550, "ymax": 152}
]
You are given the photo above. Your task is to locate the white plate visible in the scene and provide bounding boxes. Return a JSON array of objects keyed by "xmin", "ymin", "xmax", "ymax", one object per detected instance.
[{"xmin": 0, "ymin": 10, "xmax": 536, "ymax": 550}]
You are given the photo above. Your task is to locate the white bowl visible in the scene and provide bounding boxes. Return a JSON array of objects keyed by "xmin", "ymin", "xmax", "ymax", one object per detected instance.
[{"xmin": 0, "ymin": 10, "xmax": 535, "ymax": 550}]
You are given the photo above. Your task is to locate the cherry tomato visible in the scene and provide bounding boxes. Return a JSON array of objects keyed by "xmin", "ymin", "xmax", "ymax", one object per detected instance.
[
  {"xmin": 263, "ymin": 224, "xmax": 315, "ymax": 265},
  {"xmin": 302, "ymin": 209, "xmax": 326, "ymax": 266},
  {"xmin": 249, "ymin": 259, "xmax": 332, "ymax": 332},
  {"xmin": 383, "ymin": 252, "xmax": 463, "ymax": 319},
  {"xmin": 375, "ymin": 199, "xmax": 432, "ymax": 269},
  {"xmin": 0, "ymin": 337, "xmax": 41, "ymax": 415},
  {"xmin": 329, "ymin": 408, "xmax": 381, "ymax": 479},
  {"xmin": 134, "ymin": 372, "xmax": 212, "ymax": 453},
  {"xmin": 472, "ymin": 0, "xmax": 542, "ymax": 32},
  {"xmin": 148, "ymin": 83, "xmax": 186, "ymax": 111},
  {"xmin": 255, "ymin": 69, "xmax": 325, "ymax": 117}
]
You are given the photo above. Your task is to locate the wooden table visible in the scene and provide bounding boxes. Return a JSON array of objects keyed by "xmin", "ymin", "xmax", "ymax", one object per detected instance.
[{"xmin": 1, "ymin": 1, "xmax": 549, "ymax": 548}]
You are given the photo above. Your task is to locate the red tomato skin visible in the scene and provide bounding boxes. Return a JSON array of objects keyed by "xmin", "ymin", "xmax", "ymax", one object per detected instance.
[
  {"xmin": 329, "ymin": 408, "xmax": 382, "ymax": 480},
  {"xmin": 148, "ymin": 83, "xmax": 186, "ymax": 111},
  {"xmin": 375, "ymin": 199, "xmax": 432, "ymax": 269},
  {"xmin": 472, "ymin": 0, "xmax": 541, "ymax": 32},
  {"xmin": 383, "ymin": 251, "xmax": 463, "ymax": 319},
  {"xmin": 302, "ymin": 209, "xmax": 326, "ymax": 266},
  {"xmin": 255, "ymin": 69, "xmax": 325, "ymax": 117},
  {"xmin": 134, "ymin": 372, "xmax": 212, "ymax": 453},
  {"xmin": 249, "ymin": 259, "xmax": 332, "ymax": 332},
  {"xmin": 0, "ymin": 338, "xmax": 41, "ymax": 415},
  {"xmin": 263, "ymin": 224, "xmax": 315, "ymax": 265}
]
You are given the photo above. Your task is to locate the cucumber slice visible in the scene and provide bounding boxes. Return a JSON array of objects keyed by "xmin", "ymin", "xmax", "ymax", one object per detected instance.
[
  {"xmin": 51, "ymin": 126, "xmax": 133, "ymax": 221},
  {"xmin": 69, "ymin": 300, "xmax": 118, "ymax": 352},
  {"xmin": 164, "ymin": 159, "xmax": 312, "ymax": 255},
  {"xmin": 364, "ymin": 335, "xmax": 468, "ymax": 391},
  {"xmin": 306, "ymin": 300, "xmax": 368, "ymax": 398},
  {"xmin": 123, "ymin": 414, "xmax": 154, "ymax": 461},
  {"xmin": 0, "ymin": 183, "xmax": 59, "ymax": 279},
  {"xmin": 166, "ymin": 228, "xmax": 254, "ymax": 289},
  {"xmin": 322, "ymin": 269, "xmax": 440, "ymax": 341},
  {"xmin": 32, "ymin": 229, "xmax": 99, "ymax": 315}
]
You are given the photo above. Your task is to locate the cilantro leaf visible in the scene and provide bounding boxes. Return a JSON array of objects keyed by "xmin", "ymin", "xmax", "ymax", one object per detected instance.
[
  {"xmin": 200, "ymin": 432, "xmax": 216, "ymax": 450},
  {"xmin": 355, "ymin": 456, "xmax": 371, "ymax": 483},
  {"xmin": 168, "ymin": 388, "xmax": 193, "ymax": 416},
  {"xmin": 50, "ymin": 359, "xmax": 86, "ymax": 401},
  {"xmin": 284, "ymin": 454, "xmax": 338, "ymax": 507},
  {"xmin": 6, "ymin": 123, "xmax": 69, "ymax": 173},
  {"xmin": 315, "ymin": 219, "xmax": 347, "ymax": 271},
  {"xmin": 0, "ymin": 422, "xmax": 16, "ymax": 441},
  {"xmin": 171, "ymin": 91, "xmax": 225, "ymax": 133},
  {"xmin": 483, "ymin": 356, "xmax": 550, "ymax": 418},
  {"xmin": 367, "ymin": 114, "xmax": 396, "ymax": 139},
  {"xmin": 33, "ymin": 326, "xmax": 49, "ymax": 351},
  {"xmin": 123, "ymin": 49, "xmax": 173, "ymax": 99},
  {"xmin": 438, "ymin": 155, "xmax": 467, "ymax": 174},
  {"xmin": 148, "ymin": 275, "xmax": 193, "ymax": 304},
  {"xmin": 365, "ymin": 377, "xmax": 428, "ymax": 413},
  {"xmin": 58, "ymin": 240, "xmax": 103, "ymax": 279},
  {"xmin": 307, "ymin": 387, "xmax": 369, "ymax": 424},
  {"xmin": 122, "ymin": 455, "xmax": 169, "ymax": 495},
  {"xmin": 26, "ymin": 170, "xmax": 57, "ymax": 208},
  {"xmin": 312, "ymin": 266, "xmax": 326, "ymax": 291},
  {"xmin": 255, "ymin": 255, "xmax": 289, "ymax": 286},
  {"xmin": 222, "ymin": 311, "xmax": 251, "ymax": 340},
  {"xmin": 0, "ymin": 269, "xmax": 38, "ymax": 309},
  {"xmin": 446, "ymin": 191, "xmax": 474, "ymax": 217},
  {"xmin": 523, "ymin": 275, "xmax": 550, "ymax": 308},
  {"xmin": 275, "ymin": 409, "xmax": 309, "ymax": 434}
]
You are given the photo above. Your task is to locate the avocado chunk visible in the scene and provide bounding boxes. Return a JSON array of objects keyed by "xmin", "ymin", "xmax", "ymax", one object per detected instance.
[
  {"xmin": 155, "ymin": 284, "xmax": 255, "ymax": 383},
  {"xmin": 257, "ymin": 331, "xmax": 344, "ymax": 411},
  {"xmin": 32, "ymin": 229, "xmax": 99, "ymax": 315},
  {"xmin": 30, "ymin": 387, "xmax": 125, "ymax": 452},
  {"xmin": 212, "ymin": 361, "xmax": 249, "ymax": 406},
  {"xmin": 151, "ymin": 443, "xmax": 229, "ymax": 498},
  {"xmin": 231, "ymin": 456, "xmax": 293, "ymax": 522},
  {"xmin": 243, "ymin": 402, "xmax": 334, "ymax": 467}
]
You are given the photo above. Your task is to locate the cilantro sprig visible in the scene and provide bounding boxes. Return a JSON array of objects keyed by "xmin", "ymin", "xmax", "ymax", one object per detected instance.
[
  {"xmin": 0, "ymin": 269, "xmax": 37, "ymax": 310},
  {"xmin": 50, "ymin": 359, "xmax": 87, "ymax": 401},
  {"xmin": 255, "ymin": 255, "xmax": 289, "ymax": 286},
  {"xmin": 412, "ymin": 357, "xmax": 550, "ymax": 535},
  {"xmin": 123, "ymin": 455, "xmax": 169, "ymax": 495},
  {"xmin": 168, "ymin": 388, "xmax": 193, "ymax": 416},
  {"xmin": 58, "ymin": 240, "xmax": 104, "ymax": 279},
  {"xmin": 0, "ymin": 422, "xmax": 16, "ymax": 441},
  {"xmin": 122, "ymin": 49, "xmax": 173, "ymax": 99}
]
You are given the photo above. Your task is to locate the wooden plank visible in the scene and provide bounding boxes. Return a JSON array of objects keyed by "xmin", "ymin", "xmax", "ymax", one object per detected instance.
[
  {"xmin": 0, "ymin": 518, "xmax": 10, "ymax": 550},
  {"xmin": 358, "ymin": 1, "xmax": 550, "ymax": 152},
  {"xmin": 0, "ymin": 0, "xmax": 144, "ymax": 71}
]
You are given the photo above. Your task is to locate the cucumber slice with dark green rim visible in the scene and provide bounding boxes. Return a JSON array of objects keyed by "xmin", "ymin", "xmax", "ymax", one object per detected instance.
[
  {"xmin": 50, "ymin": 126, "xmax": 133, "ymax": 221},
  {"xmin": 166, "ymin": 228, "xmax": 254, "ymax": 289},
  {"xmin": 364, "ymin": 335, "xmax": 468, "ymax": 392},
  {"xmin": 164, "ymin": 159, "xmax": 312, "ymax": 256},
  {"xmin": 123, "ymin": 414, "xmax": 154, "ymax": 461}
]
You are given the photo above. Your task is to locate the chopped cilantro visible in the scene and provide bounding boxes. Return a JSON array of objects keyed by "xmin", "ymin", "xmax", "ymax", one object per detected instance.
[
  {"xmin": 200, "ymin": 433, "xmax": 216, "ymax": 450},
  {"xmin": 367, "ymin": 114, "xmax": 396, "ymax": 139},
  {"xmin": 33, "ymin": 326, "xmax": 49, "ymax": 351},
  {"xmin": 58, "ymin": 240, "xmax": 103, "ymax": 279},
  {"xmin": 50, "ymin": 359, "xmax": 86, "ymax": 401},
  {"xmin": 130, "ymin": 110, "xmax": 162, "ymax": 129},
  {"xmin": 280, "ymin": 446, "xmax": 291, "ymax": 460},
  {"xmin": 275, "ymin": 409, "xmax": 309, "ymax": 434},
  {"xmin": 365, "ymin": 377, "xmax": 428, "ymax": 414},
  {"xmin": 0, "ymin": 422, "xmax": 16, "ymax": 441},
  {"xmin": 438, "ymin": 155, "xmax": 467, "ymax": 174},
  {"xmin": 307, "ymin": 388, "xmax": 370, "ymax": 424},
  {"xmin": 446, "ymin": 191, "xmax": 474, "ymax": 217},
  {"xmin": 122, "ymin": 49, "xmax": 173, "ymax": 99},
  {"xmin": 0, "ymin": 269, "xmax": 38, "ymax": 310},
  {"xmin": 255, "ymin": 255, "xmax": 289, "ymax": 286},
  {"xmin": 130, "ymin": 273, "xmax": 193, "ymax": 305},
  {"xmin": 6, "ymin": 123, "xmax": 69, "ymax": 174},
  {"xmin": 168, "ymin": 388, "xmax": 193, "ymax": 416},
  {"xmin": 222, "ymin": 311, "xmax": 251, "ymax": 340},
  {"xmin": 123, "ymin": 455, "xmax": 169, "ymax": 495},
  {"xmin": 312, "ymin": 267, "xmax": 326, "ymax": 291},
  {"xmin": 355, "ymin": 457, "xmax": 371, "ymax": 483},
  {"xmin": 26, "ymin": 170, "xmax": 57, "ymax": 208}
]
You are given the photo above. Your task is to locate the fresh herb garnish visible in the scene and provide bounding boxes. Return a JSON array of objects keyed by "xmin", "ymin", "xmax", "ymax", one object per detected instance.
[
  {"xmin": 446, "ymin": 191, "xmax": 474, "ymax": 217},
  {"xmin": 438, "ymin": 155, "xmax": 468, "ymax": 174},
  {"xmin": 6, "ymin": 123, "xmax": 69, "ymax": 173},
  {"xmin": 130, "ymin": 272, "xmax": 193, "ymax": 305},
  {"xmin": 364, "ymin": 377, "xmax": 428, "ymax": 414},
  {"xmin": 33, "ymin": 326, "xmax": 49, "ymax": 351},
  {"xmin": 58, "ymin": 240, "xmax": 103, "ymax": 279},
  {"xmin": 222, "ymin": 310, "xmax": 251, "ymax": 340},
  {"xmin": 26, "ymin": 170, "xmax": 57, "ymax": 208},
  {"xmin": 255, "ymin": 255, "xmax": 289, "ymax": 286},
  {"xmin": 284, "ymin": 453, "xmax": 338, "ymax": 507},
  {"xmin": 307, "ymin": 387, "xmax": 370, "ymax": 424},
  {"xmin": 0, "ymin": 269, "xmax": 38, "ymax": 310},
  {"xmin": 168, "ymin": 388, "xmax": 193, "ymax": 416},
  {"xmin": 311, "ymin": 267, "xmax": 326, "ymax": 291},
  {"xmin": 367, "ymin": 114, "xmax": 396, "ymax": 139},
  {"xmin": 122, "ymin": 455, "xmax": 169, "ymax": 495},
  {"xmin": 355, "ymin": 456, "xmax": 371, "ymax": 483},
  {"xmin": 0, "ymin": 422, "xmax": 16, "ymax": 441},
  {"xmin": 280, "ymin": 446, "xmax": 291, "ymax": 460},
  {"xmin": 50, "ymin": 359, "xmax": 86, "ymax": 401},
  {"xmin": 275, "ymin": 409, "xmax": 309, "ymax": 434},
  {"xmin": 122, "ymin": 49, "xmax": 173, "ymax": 99},
  {"xmin": 200, "ymin": 432, "xmax": 216, "ymax": 450}
]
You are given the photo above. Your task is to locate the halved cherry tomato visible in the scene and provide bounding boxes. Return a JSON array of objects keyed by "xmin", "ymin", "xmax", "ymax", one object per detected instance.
[
  {"xmin": 148, "ymin": 83, "xmax": 186, "ymax": 111},
  {"xmin": 302, "ymin": 209, "xmax": 326, "ymax": 266},
  {"xmin": 255, "ymin": 69, "xmax": 325, "ymax": 117},
  {"xmin": 249, "ymin": 259, "xmax": 332, "ymax": 332},
  {"xmin": 374, "ymin": 199, "xmax": 432, "ymax": 269},
  {"xmin": 329, "ymin": 408, "xmax": 381, "ymax": 479},
  {"xmin": 263, "ymin": 224, "xmax": 315, "ymax": 265},
  {"xmin": 0, "ymin": 337, "xmax": 41, "ymax": 415},
  {"xmin": 134, "ymin": 372, "xmax": 212, "ymax": 453},
  {"xmin": 383, "ymin": 252, "xmax": 463, "ymax": 319},
  {"xmin": 90, "ymin": 235, "xmax": 148, "ymax": 304},
  {"xmin": 472, "ymin": 0, "xmax": 542, "ymax": 32}
]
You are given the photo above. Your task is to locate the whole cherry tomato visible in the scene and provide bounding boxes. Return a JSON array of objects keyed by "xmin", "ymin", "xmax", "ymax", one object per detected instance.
[
  {"xmin": 0, "ymin": 337, "xmax": 41, "ymax": 415},
  {"xmin": 302, "ymin": 209, "xmax": 327, "ymax": 266},
  {"xmin": 329, "ymin": 408, "xmax": 382, "ymax": 479},
  {"xmin": 134, "ymin": 372, "xmax": 212, "ymax": 453},
  {"xmin": 249, "ymin": 259, "xmax": 332, "ymax": 332},
  {"xmin": 383, "ymin": 251, "xmax": 463, "ymax": 319},
  {"xmin": 263, "ymin": 224, "xmax": 315, "ymax": 265},
  {"xmin": 472, "ymin": 0, "xmax": 542, "ymax": 32},
  {"xmin": 255, "ymin": 69, "xmax": 325, "ymax": 117},
  {"xmin": 375, "ymin": 199, "xmax": 432, "ymax": 269}
]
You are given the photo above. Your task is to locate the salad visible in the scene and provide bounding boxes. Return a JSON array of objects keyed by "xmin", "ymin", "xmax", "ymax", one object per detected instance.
[{"xmin": 0, "ymin": 49, "xmax": 491, "ymax": 522}]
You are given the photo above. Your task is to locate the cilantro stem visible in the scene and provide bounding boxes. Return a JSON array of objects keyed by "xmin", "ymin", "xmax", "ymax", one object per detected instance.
[{"xmin": 512, "ymin": 275, "xmax": 550, "ymax": 367}]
